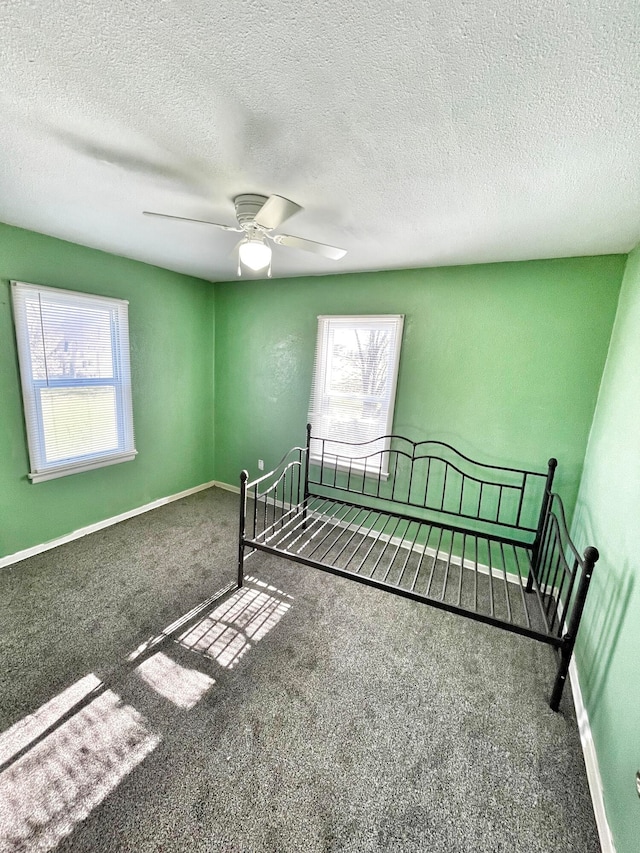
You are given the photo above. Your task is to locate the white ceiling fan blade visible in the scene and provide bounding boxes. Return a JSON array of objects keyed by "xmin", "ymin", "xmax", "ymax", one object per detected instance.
[
  {"xmin": 272, "ymin": 233, "xmax": 347, "ymax": 260},
  {"xmin": 253, "ymin": 195, "xmax": 302, "ymax": 230},
  {"xmin": 143, "ymin": 211, "xmax": 242, "ymax": 232}
]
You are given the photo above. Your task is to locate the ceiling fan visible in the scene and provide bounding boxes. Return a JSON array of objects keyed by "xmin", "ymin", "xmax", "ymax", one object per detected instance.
[{"xmin": 143, "ymin": 194, "xmax": 347, "ymax": 277}]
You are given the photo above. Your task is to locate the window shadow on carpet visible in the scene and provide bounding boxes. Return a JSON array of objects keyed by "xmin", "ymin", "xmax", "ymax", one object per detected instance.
[{"xmin": 0, "ymin": 575, "xmax": 292, "ymax": 853}]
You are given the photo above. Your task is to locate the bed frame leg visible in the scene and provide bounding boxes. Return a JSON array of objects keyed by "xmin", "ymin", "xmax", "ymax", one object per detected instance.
[
  {"xmin": 238, "ymin": 470, "xmax": 248, "ymax": 589},
  {"xmin": 237, "ymin": 544, "xmax": 245, "ymax": 588},
  {"xmin": 548, "ymin": 546, "xmax": 598, "ymax": 711},
  {"xmin": 550, "ymin": 640, "xmax": 573, "ymax": 711}
]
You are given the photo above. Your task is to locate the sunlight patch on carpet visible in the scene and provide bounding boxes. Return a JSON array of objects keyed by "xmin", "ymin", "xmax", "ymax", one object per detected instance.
[
  {"xmin": 0, "ymin": 673, "xmax": 101, "ymax": 768},
  {"xmin": 0, "ymin": 687, "xmax": 160, "ymax": 853},
  {"xmin": 176, "ymin": 576, "xmax": 293, "ymax": 669},
  {"xmin": 135, "ymin": 652, "xmax": 215, "ymax": 709}
]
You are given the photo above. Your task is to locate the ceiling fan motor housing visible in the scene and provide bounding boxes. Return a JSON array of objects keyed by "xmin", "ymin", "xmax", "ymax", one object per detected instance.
[{"xmin": 234, "ymin": 194, "xmax": 269, "ymax": 229}]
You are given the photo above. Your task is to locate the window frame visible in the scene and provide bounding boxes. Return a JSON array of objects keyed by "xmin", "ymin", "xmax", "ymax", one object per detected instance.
[
  {"xmin": 308, "ymin": 314, "xmax": 404, "ymax": 476},
  {"xmin": 11, "ymin": 280, "xmax": 137, "ymax": 483}
]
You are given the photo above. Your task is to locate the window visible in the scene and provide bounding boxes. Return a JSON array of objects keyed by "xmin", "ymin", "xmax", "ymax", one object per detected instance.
[
  {"xmin": 11, "ymin": 281, "xmax": 136, "ymax": 483},
  {"xmin": 308, "ymin": 315, "xmax": 404, "ymax": 472}
]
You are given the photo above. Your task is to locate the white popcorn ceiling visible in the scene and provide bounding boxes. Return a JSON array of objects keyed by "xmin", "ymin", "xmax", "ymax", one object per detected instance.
[{"xmin": 0, "ymin": 0, "xmax": 638, "ymax": 282}]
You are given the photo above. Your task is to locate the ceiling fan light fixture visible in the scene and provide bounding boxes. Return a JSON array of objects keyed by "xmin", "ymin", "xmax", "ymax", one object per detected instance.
[{"xmin": 238, "ymin": 238, "xmax": 272, "ymax": 271}]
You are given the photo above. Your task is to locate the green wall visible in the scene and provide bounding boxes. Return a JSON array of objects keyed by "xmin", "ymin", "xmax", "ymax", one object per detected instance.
[
  {"xmin": 0, "ymin": 222, "xmax": 215, "ymax": 558},
  {"xmin": 571, "ymin": 245, "xmax": 640, "ymax": 853},
  {"xmin": 0, "ymin": 219, "xmax": 634, "ymax": 844},
  {"xmin": 214, "ymin": 256, "xmax": 624, "ymax": 520}
]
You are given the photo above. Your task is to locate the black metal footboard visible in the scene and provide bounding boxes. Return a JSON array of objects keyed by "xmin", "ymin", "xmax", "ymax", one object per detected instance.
[
  {"xmin": 238, "ymin": 444, "xmax": 307, "ymax": 586},
  {"xmin": 528, "ymin": 492, "xmax": 599, "ymax": 710},
  {"xmin": 237, "ymin": 426, "xmax": 598, "ymax": 711}
]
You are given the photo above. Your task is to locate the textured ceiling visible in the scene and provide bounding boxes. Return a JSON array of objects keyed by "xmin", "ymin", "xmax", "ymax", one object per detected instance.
[{"xmin": 0, "ymin": 0, "xmax": 639, "ymax": 282}]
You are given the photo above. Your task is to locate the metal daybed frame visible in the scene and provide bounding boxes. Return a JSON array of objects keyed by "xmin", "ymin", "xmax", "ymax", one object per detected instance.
[{"xmin": 237, "ymin": 424, "xmax": 598, "ymax": 711}]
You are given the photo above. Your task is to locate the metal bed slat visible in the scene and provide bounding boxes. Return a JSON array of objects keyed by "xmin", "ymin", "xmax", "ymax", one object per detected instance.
[
  {"xmin": 396, "ymin": 521, "xmax": 423, "ymax": 587},
  {"xmin": 318, "ymin": 507, "xmax": 378, "ymax": 565},
  {"xmin": 310, "ymin": 510, "xmax": 360, "ymax": 563},
  {"xmin": 271, "ymin": 499, "xmax": 340, "ymax": 552},
  {"xmin": 276, "ymin": 499, "xmax": 336, "ymax": 551},
  {"xmin": 511, "ymin": 545, "xmax": 532, "ymax": 630},
  {"xmin": 351, "ymin": 515, "xmax": 397, "ymax": 575},
  {"xmin": 486, "ymin": 540, "xmax": 495, "ymax": 618},
  {"xmin": 410, "ymin": 526, "xmax": 433, "ymax": 592},
  {"xmin": 366, "ymin": 516, "xmax": 405, "ymax": 579},
  {"xmin": 381, "ymin": 520, "xmax": 413, "ymax": 583},
  {"xmin": 257, "ymin": 496, "xmax": 319, "ymax": 543},
  {"xmin": 440, "ymin": 530, "xmax": 455, "ymax": 602},
  {"xmin": 425, "ymin": 527, "xmax": 444, "ymax": 597},
  {"xmin": 498, "ymin": 542, "xmax": 513, "ymax": 625},
  {"xmin": 473, "ymin": 535, "xmax": 479, "ymax": 613},
  {"xmin": 304, "ymin": 504, "xmax": 362, "ymax": 560},
  {"xmin": 311, "ymin": 505, "xmax": 367, "ymax": 562},
  {"xmin": 456, "ymin": 533, "xmax": 466, "ymax": 608},
  {"xmin": 341, "ymin": 512, "xmax": 384, "ymax": 571},
  {"xmin": 260, "ymin": 497, "xmax": 329, "ymax": 546},
  {"xmin": 328, "ymin": 509, "xmax": 377, "ymax": 565},
  {"xmin": 278, "ymin": 500, "xmax": 344, "ymax": 551}
]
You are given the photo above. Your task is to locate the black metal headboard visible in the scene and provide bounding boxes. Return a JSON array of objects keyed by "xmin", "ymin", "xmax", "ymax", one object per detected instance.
[{"xmin": 306, "ymin": 426, "xmax": 554, "ymax": 544}]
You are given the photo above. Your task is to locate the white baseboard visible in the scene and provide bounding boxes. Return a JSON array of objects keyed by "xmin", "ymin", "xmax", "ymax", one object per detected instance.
[
  {"xmin": 211, "ymin": 480, "xmax": 240, "ymax": 494},
  {"xmin": 0, "ymin": 480, "xmax": 220, "ymax": 570},
  {"xmin": 569, "ymin": 659, "xmax": 615, "ymax": 852}
]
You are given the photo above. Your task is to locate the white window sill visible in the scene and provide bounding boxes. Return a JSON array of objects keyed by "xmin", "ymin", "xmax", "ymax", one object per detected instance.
[
  {"xmin": 29, "ymin": 451, "xmax": 137, "ymax": 483},
  {"xmin": 310, "ymin": 455, "xmax": 389, "ymax": 481}
]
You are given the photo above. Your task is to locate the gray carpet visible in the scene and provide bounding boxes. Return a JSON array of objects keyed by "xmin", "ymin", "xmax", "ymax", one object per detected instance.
[{"xmin": 0, "ymin": 487, "xmax": 600, "ymax": 852}]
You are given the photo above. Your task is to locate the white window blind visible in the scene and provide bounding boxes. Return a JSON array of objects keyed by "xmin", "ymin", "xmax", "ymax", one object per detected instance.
[
  {"xmin": 11, "ymin": 281, "xmax": 136, "ymax": 483},
  {"xmin": 308, "ymin": 315, "xmax": 404, "ymax": 472}
]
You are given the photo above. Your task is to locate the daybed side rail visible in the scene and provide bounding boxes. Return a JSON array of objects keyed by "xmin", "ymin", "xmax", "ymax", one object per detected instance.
[
  {"xmin": 238, "ymin": 445, "xmax": 308, "ymax": 586},
  {"xmin": 307, "ymin": 431, "xmax": 551, "ymax": 542}
]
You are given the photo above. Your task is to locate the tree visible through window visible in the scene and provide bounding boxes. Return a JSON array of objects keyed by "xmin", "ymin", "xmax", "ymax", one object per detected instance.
[
  {"xmin": 308, "ymin": 315, "xmax": 404, "ymax": 472},
  {"xmin": 11, "ymin": 281, "xmax": 136, "ymax": 483}
]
